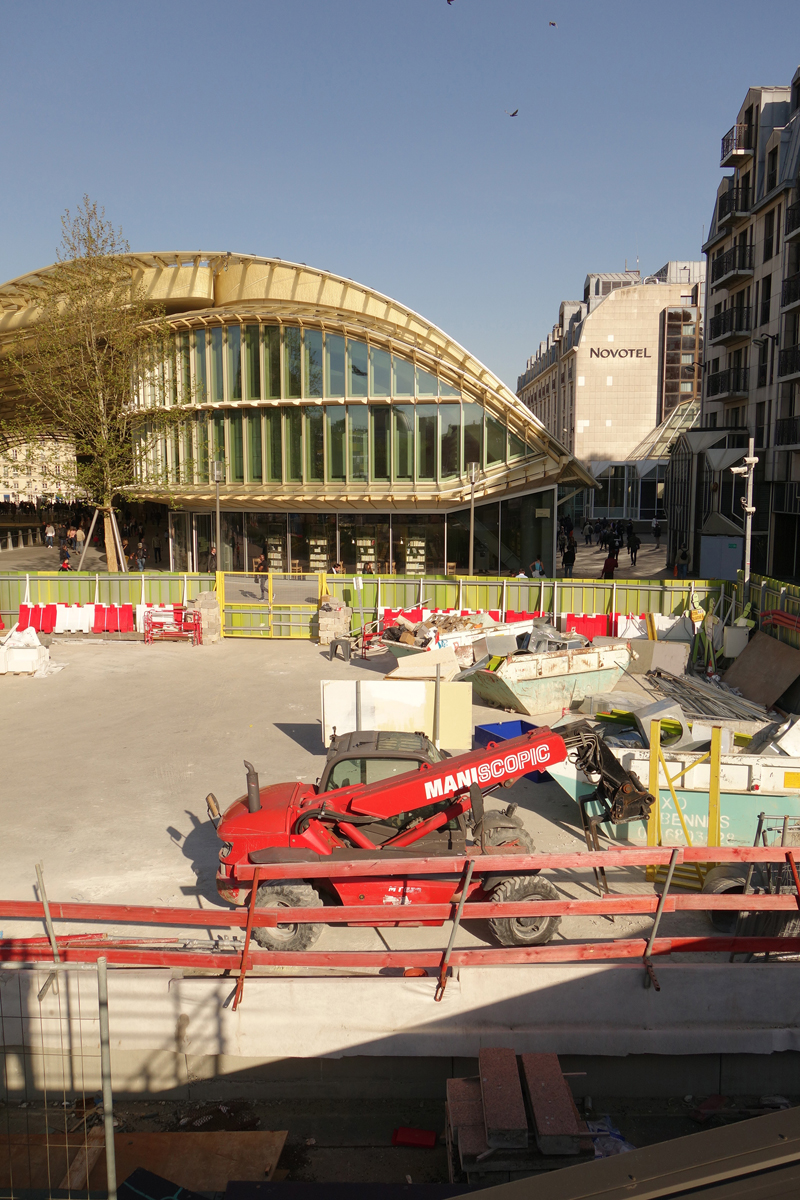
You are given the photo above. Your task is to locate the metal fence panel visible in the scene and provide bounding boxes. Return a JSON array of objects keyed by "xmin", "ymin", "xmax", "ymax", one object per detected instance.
[
  {"xmin": 221, "ymin": 572, "xmax": 321, "ymax": 639},
  {"xmin": 0, "ymin": 572, "xmax": 216, "ymax": 628}
]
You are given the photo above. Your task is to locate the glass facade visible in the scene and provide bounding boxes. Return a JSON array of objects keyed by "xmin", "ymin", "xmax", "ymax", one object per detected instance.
[{"xmin": 151, "ymin": 323, "xmax": 537, "ymax": 489}]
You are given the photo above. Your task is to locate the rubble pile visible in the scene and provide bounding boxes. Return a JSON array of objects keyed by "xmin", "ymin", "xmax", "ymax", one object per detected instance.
[
  {"xmin": 383, "ymin": 610, "xmax": 496, "ymax": 649},
  {"xmin": 318, "ymin": 595, "xmax": 353, "ymax": 647}
]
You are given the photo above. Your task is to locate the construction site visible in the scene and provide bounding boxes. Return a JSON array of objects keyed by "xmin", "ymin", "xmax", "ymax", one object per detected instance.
[{"xmin": 3, "ymin": 567, "xmax": 800, "ymax": 1198}]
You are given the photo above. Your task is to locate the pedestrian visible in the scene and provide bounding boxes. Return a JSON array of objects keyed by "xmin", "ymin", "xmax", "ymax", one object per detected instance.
[
  {"xmin": 583, "ymin": 519, "xmax": 593, "ymax": 546},
  {"xmin": 558, "ymin": 527, "xmax": 567, "ymax": 558},
  {"xmin": 529, "ymin": 557, "xmax": 545, "ymax": 577},
  {"xmin": 75, "ymin": 525, "xmax": 85, "ymax": 560},
  {"xmin": 45, "ymin": 521, "xmax": 55, "ymax": 548},
  {"xmin": 600, "ymin": 553, "xmax": 616, "ymax": 579},
  {"xmin": 653, "ymin": 520, "xmax": 662, "ymax": 550},
  {"xmin": 254, "ymin": 553, "xmax": 269, "ymax": 600},
  {"xmin": 208, "ymin": 544, "xmax": 217, "ymax": 571},
  {"xmin": 152, "ymin": 531, "xmax": 162, "ymax": 564},
  {"xmin": 67, "ymin": 525, "xmax": 77, "ymax": 549},
  {"xmin": 677, "ymin": 545, "xmax": 689, "ymax": 578},
  {"xmin": 515, "ymin": 568, "xmax": 528, "ymax": 579},
  {"xmin": 59, "ymin": 550, "xmax": 73, "ymax": 571},
  {"xmin": 629, "ymin": 532, "xmax": 641, "ymax": 568},
  {"xmin": 562, "ymin": 541, "xmax": 576, "ymax": 578},
  {"xmin": 136, "ymin": 540, "xmax": 148, "ymax": 571}
]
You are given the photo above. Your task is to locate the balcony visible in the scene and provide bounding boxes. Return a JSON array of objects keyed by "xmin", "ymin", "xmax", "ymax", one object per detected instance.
[
  {"xmin": 717, "ymin": 187, "xmax": 750, "ymax": 227},
  {"xmin": 781, "ymin": 273, "xmax": 800, "ymax": 312},
  {"xmin": 778, "ymin": 345, "xmax": 800, "ymax": 379},
  {"xmin": 775, "ymin": 416, "xmax": 800, "ymax": 446},
  {"xmin": 710, "ymin": 244, "xmax": 754, "ymax": 288},
  {"xmin": 706, "ymin": 366, "xmax": 750, "ymax": 398},
  {"xmin": 708, "ymin": 306, "xmax": 751, "ymax": 344},
  {"xmin": 786, "ymin": 201, "xmax": 800, "ymax": 243},
  {"xmin": 720, "ymin": 123, "xmax": 754, "ymax": 167}
]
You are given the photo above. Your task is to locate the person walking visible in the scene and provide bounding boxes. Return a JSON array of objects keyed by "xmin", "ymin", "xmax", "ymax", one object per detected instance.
[
  {"xmin": 136, "ymin": 541, "xmax": 148, "ymax": 571},
  {"xmin": 677, "ymin": 545, "xmax": 689, "ymax": 578},
  {"xmin": 529, "ymin": 557, "xmax": 545, "ymax": 577},
  {"xmin": 45, "ymin": 522, "xmax": 55, "ymax": 548},
  {"xmin": 600, "ymin": 552, "xmax": 616, "ymax": 579},
  {"xmin": 254, "ymin": 553, "xmax": 269, "ymax": 600},
  {"xmin": 653, "ymin": 520, "xmax": 662, "ymax": 550},
  {"xmin": 208, "ymin": 545, "xmax": 217, "ymax": 571},
  {"xmin": 152, "ymin": 531, "xmax": 162, "ymax": 564},
  {"xmin": 629, "ymin": 532, "xmax": 641, "ymax": 568},
  {"xmin": 562, "ymin": 541, "xmax": 576, "ymax": 578},
  {"xmin": 583, "ymin": 519, "xmax": 593, "ymax": 546},
  {"xmin": 75, "ymin": 525, "xmax": 85, "ymax": 560}
]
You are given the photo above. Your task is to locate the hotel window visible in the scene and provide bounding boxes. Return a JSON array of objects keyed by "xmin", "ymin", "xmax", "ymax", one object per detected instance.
[
  {"xmin": 760, "ymin": 275, "xmax": 771, "ymax": 325},
  {"xmin": 764, "ymin": 210, "xmax": 775, "ymax": 263}
]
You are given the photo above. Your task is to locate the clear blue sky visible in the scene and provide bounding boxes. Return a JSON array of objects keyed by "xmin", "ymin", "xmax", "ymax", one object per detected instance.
[{"xmin": 1, "ymin": 1, "xmax": 798, "ymax": 389}]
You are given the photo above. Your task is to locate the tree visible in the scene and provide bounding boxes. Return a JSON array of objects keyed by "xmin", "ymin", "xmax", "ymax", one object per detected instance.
[{"xmin": 2, "ymin": 197, "xmax": 183, "ymax": 569}]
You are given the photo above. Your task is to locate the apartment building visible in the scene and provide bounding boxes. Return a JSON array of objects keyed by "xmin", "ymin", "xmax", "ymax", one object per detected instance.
[
  {"xmin": 701, "ymin": 66, "xmax": 800, "ymax": 577},
  {"xmin": 517, "ymin": 263, "xmax": 704, "ymax": 523}
]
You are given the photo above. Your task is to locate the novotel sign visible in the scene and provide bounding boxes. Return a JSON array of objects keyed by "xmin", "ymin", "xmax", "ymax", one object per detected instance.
[{"xmin": 590, "ymin": 347, "xmax": 651, "ymax": 359}]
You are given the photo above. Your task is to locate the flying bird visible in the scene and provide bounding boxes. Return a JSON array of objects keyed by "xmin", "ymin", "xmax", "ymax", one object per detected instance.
[
  {"xmin": 549, "ymin": 21, "xmax": 557, "ymax": 27},
  {"xmin": 505, "ymin": 109, "xmax": 519, "ymax": 117}
]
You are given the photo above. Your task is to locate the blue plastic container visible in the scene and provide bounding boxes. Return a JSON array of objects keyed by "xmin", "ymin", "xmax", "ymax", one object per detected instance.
[{"xmin": 473, "ymin": 719, "xmax": 550, "ymax": 781}]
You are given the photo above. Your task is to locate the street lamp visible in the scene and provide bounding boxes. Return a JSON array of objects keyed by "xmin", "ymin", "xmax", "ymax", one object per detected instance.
[
  {"xmin": 466, "ymin": 462, "xmax": 480, "ymax": 576},
  {"xmin": 730, "ymin": 439, "xmax": 758, "ymax": 587},
  {"xmin": 212, "ymin": 460, "xmax": 225, "ymax": 568}
]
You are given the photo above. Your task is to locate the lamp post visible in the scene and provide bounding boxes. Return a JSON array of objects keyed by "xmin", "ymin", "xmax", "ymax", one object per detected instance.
[
  {"xmin": 212, "ymin": 460, "xmax": 225, "ymax": 568},
  {"xmin": 467, "ymin": 462, "xmax": 480, "ymax": 576},
  {"xmin": 730, "ymin": 437, "xmax": 758, "ymax": 587}
]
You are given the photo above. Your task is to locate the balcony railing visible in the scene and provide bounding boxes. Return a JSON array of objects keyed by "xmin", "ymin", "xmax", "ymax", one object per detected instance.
[
  {"xmin": 717, "ymin": 187, "xmax": 750, "ymax": 224},
  {"xmin": 721, "ymin": 123, "xmax": 753, "ymax": 166},
  {"xmin": 710, "ymin": 244, "xmax": 754, "ymax": 285},
  {"xmin": 708, "ymin": 306, "xmax": 751, "ymax": 342},
  {"xmin": 706, "ymin": 366, "xmax": 750, "ymax": 397},
  {"xmin": 786, "ymin": 201, "xmax": 800, "ymax": 240},
  {"xmin": 775, "ymin": 416, "xmax": 800, "ymax": 446},
  {"xmin": 779, "ymin": 345, "xmax": 800, "ymax": 378},
  {"xmin": 782, "ymin": 273, "xmax": 800, "ymax": 309}
]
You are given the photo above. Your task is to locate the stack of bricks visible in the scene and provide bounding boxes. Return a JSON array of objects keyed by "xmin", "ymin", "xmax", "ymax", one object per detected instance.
[
  {"xmin": 318, "ymin": 596, "xmax": 353, "ymax": 647},
  {"xmin": 445, "ymin": 1048, "xmax": 593, "ymax": 1184}
]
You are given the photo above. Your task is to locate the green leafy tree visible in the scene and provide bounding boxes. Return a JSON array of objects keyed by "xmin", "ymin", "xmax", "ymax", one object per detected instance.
[{"xmin": 2, "ymin": 197, "xmax": 184, "ymax": 569}]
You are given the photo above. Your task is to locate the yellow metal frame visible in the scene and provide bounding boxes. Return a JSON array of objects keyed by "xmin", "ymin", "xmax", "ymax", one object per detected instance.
[
  {"xmin": 646, "ymin": 719, "xmax": 722, "ymax": 888},
  {"xmin": 219, "ymin": 571, "xmax": 325, "ymax": 639}
]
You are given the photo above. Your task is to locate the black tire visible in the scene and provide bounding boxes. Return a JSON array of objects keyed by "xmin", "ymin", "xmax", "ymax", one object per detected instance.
[
  {"xmin": 701, "ymin": 865, "xmax": 774, "ymax": 935},
  {"xmin": 481, "ymin": 823, "xmax": 536, "ymax": 855},
  {"xmin": 488, "ymin": 875, "xmax": 561, "ymax": 947},
  {"xmin": 251, "ymin": 881, "xmax": 323, "ymax": 952}
]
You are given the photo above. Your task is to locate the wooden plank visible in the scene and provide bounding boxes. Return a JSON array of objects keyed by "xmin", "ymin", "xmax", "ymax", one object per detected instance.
[
  {"xmin": 520, "ymin": 1053, "xmax": 591, "ymax": 1156},
  {"xmin": 479, "ymin": 1048, "xmax": 528, "ymax": 1149},
  {"xmin": 87, "ymin": 1131, "xmax": 287, "ymax": 1190},
  {"xmin": 59, "ymin": 1125, "xmax": 105, "ymax": 1188}
]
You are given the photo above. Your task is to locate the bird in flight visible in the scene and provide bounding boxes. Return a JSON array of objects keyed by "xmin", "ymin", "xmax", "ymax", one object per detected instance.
[
  {"xmin": 505, "ymin": 109, "xmax": 519, "ymax": 117},
  {"xmin": 549, "ymin": 21, "xmax": 557, "ymax": 27}
]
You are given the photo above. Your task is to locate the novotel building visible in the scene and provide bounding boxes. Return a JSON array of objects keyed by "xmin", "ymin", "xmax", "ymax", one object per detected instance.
[
  {"xmin": 517, "ymin": 262, "xmax": 706, "ymax": 523},
  {"xmin": 0, "ymin": 252, "xmax": 595, "ymax": 575}
]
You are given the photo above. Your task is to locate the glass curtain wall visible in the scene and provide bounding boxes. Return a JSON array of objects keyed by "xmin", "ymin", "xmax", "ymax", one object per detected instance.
[
  {"xmin": 339, "ymin": 515, "xmax": 389, "ymax": 573},
  {"xmin": 392, "ymin": 515, "xmax": 445, "ymax": 575}
]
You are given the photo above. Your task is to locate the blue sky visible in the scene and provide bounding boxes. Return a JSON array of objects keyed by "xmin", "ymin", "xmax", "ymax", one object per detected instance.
[{"xmin": 1, "ymin": 1, "xmax": 799, "ymax": 388}]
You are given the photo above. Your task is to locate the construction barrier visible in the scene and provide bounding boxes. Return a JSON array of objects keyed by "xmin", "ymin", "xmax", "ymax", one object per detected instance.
[{"xmin": 0, "ymin": 571, "xmax": 215, "ymax": 630}]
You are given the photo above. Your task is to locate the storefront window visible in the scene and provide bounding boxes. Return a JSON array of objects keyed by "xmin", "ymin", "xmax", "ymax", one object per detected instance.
[
  {"xmin": 171, "ymin": 512, "xmax": 192, "ymax": 570},
  {"xmin": 347, "ymin": 340, "xmax": 369, "ymax": 398},
  {"xmin": 416, "ymin": 405, "xmax": 437, "ymax": 480},
  {"xmin": 195, "ymin": 513, "xmax": 212, "ymax": 571},
  {"xmin": 463, "ymin": 402, "xmax": 483, "ymax": 470},
  {"xmin": 327, "ymin": 408, "xmax": 346, "ymax": 481},
  {"xmin": 305, "ymin": 406, "xmax": 324, "ymax": 481},
  {"xmin": 447, "ymin": 502, "xmax": 499, "ymax": 574},
  {"xmin": 325, "ymin": 334, "xmax": 345, "ymax": 397},
  {"xmin": 440, "ymin": 405, "xmax": 461, "ymax": 478},
  {"xmin": 371, "ymin": 407, "xmax": 391, "ymax": 481},
  {"xmin": 264, "ymin": 327, "xmax": 281, "ymax": 398},
  {"xmin": 392, "ymin": 515, "xmax": 445, "ymax": 575},
  {"xmin": 304, "ymin": 329, "xmax": 323, "ymax": 398},
  {"xmin": 370, "ymin": 346, "xmax": 391, "ymax": 396},
  {"xmin": 284, "ymin": 328, "xmax": 301, "ymax": 399},
  {"xmin": 393, "ymin": 355, "xmax": 415, "ymax": 398},
  {"xmin": 349, "ymin": 406, "xmax": 368, "ymax": 480},
  {"xmin": 285, "ymin": 408, "xmax": 302, "ymax": 481},
  {"xmin": 247, "ymin": 411, "xmax": 262, "ymax": 483},
  {"xmin": 394, "ymin": 406, "xmax": 413, "ymax": 480},
  {"xmin": 264, "ymin": 409, "xmax": 282, "ymax": 481},
  {"xmin": 499, "ymin": 493, "xmax": 553, "ymax": 576},
  {"xmin": 194, "ymin": 330, "xmax": 208, "ymax": 401},
  {"xmin": 229, "ymin": 410, "xmax": 244, "ymax": 483},
  {"xmin": 220, "ymin": 511, "xmax": 244, "ymax": 571},
  {"xmin": 210, "ymin": 328, "xmax": 224, "ymax": 403},
  {"xmin": 247, "ymin": 512, "xmax": 287, "ymax": 571},
  {"xmin": 339, "ymin": 514, "xmax": 389, "ymax": 573},
  {"xmin": 290, "ymin": 513, "xmax": 336, "ymax": 571},
  {"xmin": 245, "ymin": 325, "xmax": 260, "ymax": 400},
  {"xmin": 228, "ymin": 326, "xmax": 242, "ymax": 401}
]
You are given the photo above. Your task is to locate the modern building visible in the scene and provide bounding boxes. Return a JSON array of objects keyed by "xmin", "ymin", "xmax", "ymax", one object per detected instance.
[
  {"xmin": 516, "ymin": 263, "xmax": 705, "ymax": 524},
  {"xmin": 700, "ymin": 66, "xmax": 800, "ymax": 577},
  {"xmin": 0, "ymin": 253, "xmax": 593, "ymax": 574}
]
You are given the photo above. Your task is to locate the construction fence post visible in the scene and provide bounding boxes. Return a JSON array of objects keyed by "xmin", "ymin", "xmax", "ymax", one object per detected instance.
[{"xmin": 97, "ymin": 957, "xmax": 118, "ymax": 1200}]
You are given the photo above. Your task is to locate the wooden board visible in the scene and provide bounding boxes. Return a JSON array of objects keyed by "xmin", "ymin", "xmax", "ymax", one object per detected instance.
[
  {"xmin": 0, "ymin": 1133, "xmax": 87, "ymax": 1188},
  {"xmin": 89, "ymin": 1131, "xmax": 287, "ymax": 1190},
  {"xmin": 722, "ymin": 630, "xmax": 800, "ymax": 707}
]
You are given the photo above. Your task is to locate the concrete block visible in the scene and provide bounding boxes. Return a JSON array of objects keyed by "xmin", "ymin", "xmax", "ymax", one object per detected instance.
[
  {"xmin": 479, "ymin": 1047, "xmax": 528, "ymax": 1149},
  {"xmin": 446, "ymin": 1076, "xmax": 483, "ymax": 1144},
  {"xmin": 628, "ymin": 639, "xmax": 690, "ymax": 675},
  {"xmin": 458, "ymin": 1123, "xmax": 489, "ymax": 1166},
  {"xmin": 520, "ymin": 1052, "xmax": 589, "ymax": 1155}
]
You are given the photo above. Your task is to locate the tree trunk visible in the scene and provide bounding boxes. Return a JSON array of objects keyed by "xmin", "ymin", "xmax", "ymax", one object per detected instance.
[{"xmin": 103, "ymin": 509, "xmax": 119, "ymax": 573}]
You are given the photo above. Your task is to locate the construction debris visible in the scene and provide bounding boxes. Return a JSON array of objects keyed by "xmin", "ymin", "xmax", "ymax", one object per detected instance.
[
  {"xmin": 645, "ymin": 669, "xmax": 771, "ymax": 721},
  {"xmin": 722, "ymin": 630, "xmax": 800, "ymax": 708},
  {"xmin": 318, "ymin": 596, "xmax": 353, "ymax": 647}
]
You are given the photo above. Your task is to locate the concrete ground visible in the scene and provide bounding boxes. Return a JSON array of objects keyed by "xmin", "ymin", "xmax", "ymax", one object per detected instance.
[
  {"xmin": 0, "ymin": 634, "xmax": 707, "ymax": 951},
  {"xmin": 557, "ymin": 536, "xmax": 669, "ymax": 580}
]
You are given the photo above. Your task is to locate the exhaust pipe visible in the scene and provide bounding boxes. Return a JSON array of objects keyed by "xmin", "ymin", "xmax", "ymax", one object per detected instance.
[{"xmin": 244, "ymin": 760, "xmax": 261, "ymax": 813}]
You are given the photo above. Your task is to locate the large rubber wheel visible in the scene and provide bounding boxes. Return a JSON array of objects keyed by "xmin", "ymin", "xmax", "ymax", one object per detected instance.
[
  {"xmin": 481, "ymin": 822, "xmax": 536, "ymax": 856},
  {"xmin": 488, "ymin": 875, "xmax": 562, "ymax": 947},
  {"xmin": 251, "ymin": 882, "xmax": 323, "ymax": 952},
  {"xmin": 702, "ymin": 865, "xmax": 759, "ymax": 934}
]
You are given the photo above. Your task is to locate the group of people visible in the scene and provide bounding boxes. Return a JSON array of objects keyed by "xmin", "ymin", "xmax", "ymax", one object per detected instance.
[
  {"xmin": 41, "ymin": 506, "xmax": 165, "ymax": 571},
  {"xmin": 550, "ymin": 514, "xmax": 666, "ymax": 580}
]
